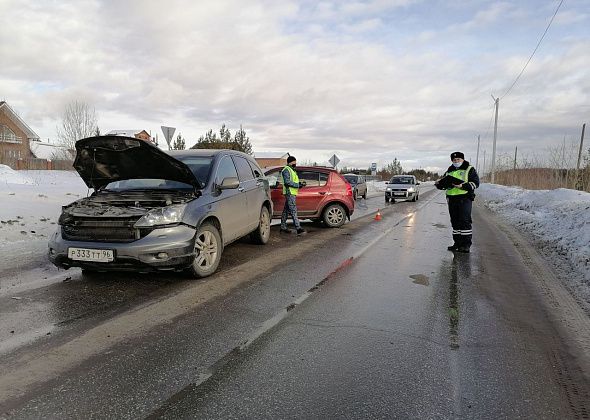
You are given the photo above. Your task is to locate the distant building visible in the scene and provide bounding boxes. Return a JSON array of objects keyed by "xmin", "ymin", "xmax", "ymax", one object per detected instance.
[
  {"xmin": 254, "ymin": 151, "xmax": 290, "ymax": 168},
  {"xmin": 29, "ymin": 141, "xmax": 74, "ymax": 161},
  {"xmin": 106, "ymin": 129, "xmax": 154, "ymax": 142},
  {"xmin": 0, "ymin": 101, "xmax": 39, "ymax": 162}
]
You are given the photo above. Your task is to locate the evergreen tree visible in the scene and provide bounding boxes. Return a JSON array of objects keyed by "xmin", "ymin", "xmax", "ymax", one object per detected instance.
[
  {"xmin": 173, "ymin": 133, "xmax": 186, "ymax": 150},
  {"xmin": 190, "ymin": 125, "xmax": 253, "ymax": 154},
  {"xmin": 233, "ymin": 125, "xmax": 253, "ymax": 154}
]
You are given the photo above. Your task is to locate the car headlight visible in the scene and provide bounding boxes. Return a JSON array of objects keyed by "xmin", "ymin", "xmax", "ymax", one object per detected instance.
[
  {"xmin": 407, "ymin": 187, "xmax": 415, "ymax": 192},
  {"xmin": 386, "ymin": 188, "xmax": 391, "ymax": 191},
  {"xmin": 134, "ymin": 204, "xmax": 186, "ymax": 228}
]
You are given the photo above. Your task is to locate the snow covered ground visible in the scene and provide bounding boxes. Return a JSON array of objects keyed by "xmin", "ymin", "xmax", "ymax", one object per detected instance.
[
  {"xmin": 0, "ymin": 166, "xmax": 588, "ymax": 310},
  {"xmin": 0, "ymin": 165, "xmax": 88, "ymax": 281}
]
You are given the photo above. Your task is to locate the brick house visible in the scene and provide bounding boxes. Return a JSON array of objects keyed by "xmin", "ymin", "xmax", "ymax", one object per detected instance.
[
  {"xmin": 0, "ymin": 101, "xmax": 39, "ymax": 163},
  {"xmin": 106, "ymin": 129, "xmax": 154, "ymax": 142},
  {"xmin": 253, "ymin": 152, "xmax": 290, "ymax": 169}
]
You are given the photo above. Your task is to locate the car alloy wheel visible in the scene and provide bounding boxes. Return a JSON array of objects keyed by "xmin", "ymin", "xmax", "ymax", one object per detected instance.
[
  {"xmin": 251, "ymin": 206, "xmax": 271, "ymax": 244},
  {"xmin": 323, "ymin": 203, "xmax": 346, "ymax": 228},
  {"xmin": 190, "ymin": 223, "xmax": 222, "ymax": 278}
]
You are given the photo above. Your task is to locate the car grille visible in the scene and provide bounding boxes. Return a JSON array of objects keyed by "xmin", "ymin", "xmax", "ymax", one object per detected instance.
[{"xmin": 62, "ymin": 219, "xmax": 150, "ymax": 243}]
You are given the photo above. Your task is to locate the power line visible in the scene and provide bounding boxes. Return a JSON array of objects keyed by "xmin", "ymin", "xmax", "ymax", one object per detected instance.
[{"xmin": 501, "ymin": 0, "xmax": 564, "ymax": 99}]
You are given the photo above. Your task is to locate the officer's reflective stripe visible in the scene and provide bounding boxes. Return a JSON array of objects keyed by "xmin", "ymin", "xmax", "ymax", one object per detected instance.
[
  {"xmin": 459, "ymin": 230, "xmax": 472, "ymax": 235},
  {"xmin": 469, "ymin": 181, "xmax": 477, "ymax": 190}
]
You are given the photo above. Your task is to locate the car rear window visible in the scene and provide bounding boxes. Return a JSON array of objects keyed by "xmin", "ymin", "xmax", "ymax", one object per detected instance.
[{"xmin": 299, "ymin": 171, "xmax": 328, "ymax": 187}]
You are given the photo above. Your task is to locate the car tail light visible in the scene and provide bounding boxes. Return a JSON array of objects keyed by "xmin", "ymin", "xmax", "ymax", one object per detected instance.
[{"xmin": 345, "ymin": 182, "xmax": 353, "ymax": 197}]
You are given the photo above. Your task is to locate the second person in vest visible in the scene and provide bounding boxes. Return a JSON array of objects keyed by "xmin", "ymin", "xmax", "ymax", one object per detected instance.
[
  {"xmin": 436, "ymin": 151, "xmax": 480, "ymax": 253},
  {"xmin": 281, "ymin": 155, "xmax": 307, "ymax": 235}
]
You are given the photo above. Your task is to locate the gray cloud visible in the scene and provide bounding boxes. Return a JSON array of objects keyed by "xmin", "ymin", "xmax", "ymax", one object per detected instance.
[{"xmin": 1, "ymin": 0, "xmax": 588, "ymax": 173}]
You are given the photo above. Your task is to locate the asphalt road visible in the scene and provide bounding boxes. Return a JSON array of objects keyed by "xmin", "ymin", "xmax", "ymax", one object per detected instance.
[{"xmin": 1, "ymin": 187, "xmax": 589, "ymax": 418}]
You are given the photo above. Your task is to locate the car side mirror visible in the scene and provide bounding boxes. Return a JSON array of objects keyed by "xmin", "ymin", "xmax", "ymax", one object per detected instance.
[
  {"xmin": 416, "ymin": 182, "xmax": 421, "ymax": 185},
  {"xmin": 218, "ymin": 177, "xmax": 240, "ymax": 190}
]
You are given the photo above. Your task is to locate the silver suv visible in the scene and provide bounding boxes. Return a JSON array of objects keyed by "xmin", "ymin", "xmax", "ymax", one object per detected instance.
[
  {"xmin": 385, "ymin": 175, "xmax": 420, "ymax": 203},
  {"xmin": 343, "ymin": 174, "xmax": 367, "ymax": 200},
  {"xmin": 49, "ymin": 135, "xmax": 272, "ymax": 278}
]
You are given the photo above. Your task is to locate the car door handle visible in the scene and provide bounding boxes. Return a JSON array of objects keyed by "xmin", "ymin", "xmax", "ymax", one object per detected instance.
[{"xmin": 318, "ymin": 192, "xmax": 327, "ymax": 195}]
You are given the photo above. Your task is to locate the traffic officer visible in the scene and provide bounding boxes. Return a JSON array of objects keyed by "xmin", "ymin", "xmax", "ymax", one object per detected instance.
[
  {"xmin": 436, "ymin": 151, "xmax": 480, "ymax": 253},
  {"xmin": 280, "ymin": 155, "xmax": 306, "ymax": 235}
]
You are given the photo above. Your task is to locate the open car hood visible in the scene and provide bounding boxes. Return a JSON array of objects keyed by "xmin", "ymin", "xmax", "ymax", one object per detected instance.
[{"xmin": 74, "ymin": 136, "xmax": 199, "ymax": 190}]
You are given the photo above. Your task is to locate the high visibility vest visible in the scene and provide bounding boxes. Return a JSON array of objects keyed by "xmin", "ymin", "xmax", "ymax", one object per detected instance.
[
  {"xmin": 282, "ymin": 166, "xmax": 299, "ymax": 196},
  {"xmin": 446, "ymin": 166, "xmax": 472, "ymax": 196}
]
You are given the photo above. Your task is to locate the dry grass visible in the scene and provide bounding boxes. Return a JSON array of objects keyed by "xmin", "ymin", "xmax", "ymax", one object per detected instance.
[{"xmin": 481, "ymin": 167, "xmax": 590, "ymax": 192}]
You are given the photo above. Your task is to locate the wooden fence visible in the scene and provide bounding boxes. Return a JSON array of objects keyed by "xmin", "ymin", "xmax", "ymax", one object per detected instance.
[{"xmin": 0, "ymin": 156, "xmax": 74, "ymax": 171}]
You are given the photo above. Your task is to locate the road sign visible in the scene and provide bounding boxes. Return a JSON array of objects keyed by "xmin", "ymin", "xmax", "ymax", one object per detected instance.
[
  {"xmin": 161, "ymin": 126, "xmax": 176, "ymax": 150},
  {"xmin": 328, "ymin": 154, "xmax": 340, "ymax": 168},
  {"xmin": 371, "ymin": 162, "xmax": 377, "ymax": 176}
]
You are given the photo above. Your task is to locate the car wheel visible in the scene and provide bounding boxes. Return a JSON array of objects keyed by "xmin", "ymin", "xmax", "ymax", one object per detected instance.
[
  {"xmin": 353, "ymin": 190, "xmax": 357, "ymax": 200},
  {"xmin": 250, "ymin": 206, "xmax": 271, "ymax": 245},
  {"xmin": 189, "ymin": 223, "xmax": 222, "ymax": 278},
  {"xmin": 411, "ymin": 194, "xmax": 417, "ymax": 202},
  {"xmin": 322, "ymin": 203, "xmax": 346, "ymax": 228},
  {"xmin": 362, "ymin": 191, "xmax": 367, "ymax": 199},
  {"xmin": 385, "ymin": 196, "xmax": 390, "ymax": 203}
]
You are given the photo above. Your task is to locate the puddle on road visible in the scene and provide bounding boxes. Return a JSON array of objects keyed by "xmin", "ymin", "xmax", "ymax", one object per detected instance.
[
  {"xmin": 409, "ymin": 274, "xmax": 429, "ymax": 286},
  {"xmin": 432, "ymin": 223, "xmax": 447, "ymax": 229}
]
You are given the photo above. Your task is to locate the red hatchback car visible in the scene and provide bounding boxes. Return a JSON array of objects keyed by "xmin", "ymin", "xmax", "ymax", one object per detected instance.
[{"xmin": 264, "ymin": 166, "xmax": 355, "ymax": 227}]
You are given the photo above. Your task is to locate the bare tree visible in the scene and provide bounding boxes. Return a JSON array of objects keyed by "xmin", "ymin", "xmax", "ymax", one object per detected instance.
[{"xmin": 56, "ymin": 100, "xmax": 98, "ymax": 151}]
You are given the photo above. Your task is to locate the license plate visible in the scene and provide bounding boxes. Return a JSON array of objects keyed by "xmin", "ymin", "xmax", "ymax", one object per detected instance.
[
  {"xmin": 68, "ymin": 247, "xmax": 114, "ymax": 262},
  {"xmin": 394, "ymin": 192, "xmax": 406, "ymax": 196}
]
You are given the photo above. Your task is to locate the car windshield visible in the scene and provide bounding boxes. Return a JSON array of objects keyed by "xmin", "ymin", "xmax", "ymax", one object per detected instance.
[
  {"xmin": 104, "ymin": 178, "xmax": 194, "ymax": 191},
  {"xmin": 176, "ymin": 156, "xmax": 213, "ymax": 187},
  {"xmin": 344, "ymin": 175, "xmax": 358, "ymax": 184},
  {"xmin": 390, "ymin": 177, "xmax": 414, "ymax": 184}
]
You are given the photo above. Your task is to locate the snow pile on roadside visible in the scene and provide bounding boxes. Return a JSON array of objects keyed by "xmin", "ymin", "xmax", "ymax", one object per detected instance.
[
  {"xmin": 367, "ymin": 180, "xmax": 387, "ymax": 192},
  {"xmin": 0, "ymin": 164, "xmax": 35, "ymax": 185},
  {"xmin": 478, "ymin": 184, "xmax": 590, "ymax": 285}
]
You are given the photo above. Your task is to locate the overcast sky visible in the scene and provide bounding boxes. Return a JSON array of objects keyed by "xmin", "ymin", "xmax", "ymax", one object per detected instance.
[{"xmin": 1, "ymin": 0, "xmax": 588, "ymax": 173}]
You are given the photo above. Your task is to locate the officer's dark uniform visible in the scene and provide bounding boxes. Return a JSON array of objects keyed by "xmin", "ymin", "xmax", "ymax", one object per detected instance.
[{"xmin": 436, "ymin": 153, "xmax": 480, "ymax": 252}]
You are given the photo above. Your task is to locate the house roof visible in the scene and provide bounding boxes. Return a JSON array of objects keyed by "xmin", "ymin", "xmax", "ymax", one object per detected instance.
[
  {"xmin": 253, "ymin": 151, "xmax": 290, "ymax": 159},
  {"xmin": 106, "ymin": 129, "xmax": 149, "ymax": 137},
  {"xmin": 0, "ymin": 101, "xmax": 40, "ymax": 140},
  {"xmin": 29, "ymin": 141, "xmax": 74, "ymax": 160}
]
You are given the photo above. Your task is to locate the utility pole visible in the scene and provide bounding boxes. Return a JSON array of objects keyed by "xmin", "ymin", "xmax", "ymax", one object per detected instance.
[
  {"xmin": 575, "ymin": 123, "xmax": 586, "ymax": 190},
  {"xmin": 476, "ymin": 134, "xmax": 480, "ymax": 170},
  {"xmin": 513, "ymin": 146, "xmax": 518, "ymax": 171},
  {"xmin": 482, "ymin": 150, "xmax": 486, "ymax": 181},
  {"xmin": 491, "ymin": 96, "xmax": 499, "ymax": 184}
]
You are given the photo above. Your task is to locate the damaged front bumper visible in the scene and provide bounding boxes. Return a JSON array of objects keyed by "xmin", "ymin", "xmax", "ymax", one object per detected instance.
[{"xmin": 48, "ymin": 224, "xmax": 197, "ymax": 272}]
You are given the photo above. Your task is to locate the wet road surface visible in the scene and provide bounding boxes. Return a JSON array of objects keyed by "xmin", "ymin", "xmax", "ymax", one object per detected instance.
[{"xmin": 2, "ymin": 186, "xmax": 589, "ymax": 418}]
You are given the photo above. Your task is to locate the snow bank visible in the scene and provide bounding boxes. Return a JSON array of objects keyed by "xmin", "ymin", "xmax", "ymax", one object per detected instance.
[
  {"xmin": 478, "ymin": 184, "xmax": 590, "ymax": 285},
  {"xmin": 0, "ymin": 164, "xmax": 34, "ymax": 185}
]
